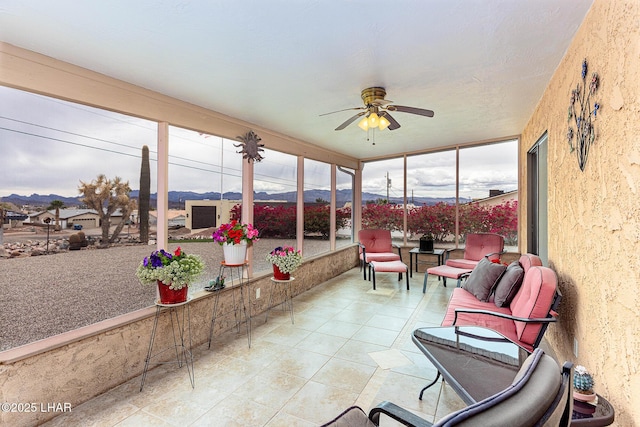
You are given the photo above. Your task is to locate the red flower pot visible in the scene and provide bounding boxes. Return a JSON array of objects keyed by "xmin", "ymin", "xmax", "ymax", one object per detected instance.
[
  {"xmin": 273, "ymin": 265, "xmax": 290, "ymax": 280},
  {"xmin": 157, "ymin": 280, "xmax": 188, "ymax": 304}
]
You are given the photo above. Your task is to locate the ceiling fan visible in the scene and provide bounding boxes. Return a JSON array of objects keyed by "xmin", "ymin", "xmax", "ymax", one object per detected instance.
[{"xmin": 321, "ymin": 87, "xmax": 434, "ymax": 131}]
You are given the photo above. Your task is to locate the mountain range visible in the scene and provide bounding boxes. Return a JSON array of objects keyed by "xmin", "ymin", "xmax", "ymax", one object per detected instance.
[{"xmin": 1, "ymin": 190, "xmax": 466, "ymax": 211}]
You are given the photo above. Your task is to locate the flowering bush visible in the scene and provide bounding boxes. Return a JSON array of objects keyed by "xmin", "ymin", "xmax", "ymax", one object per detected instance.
[
  {"xmin": 265, "ymin": 246, "xmax": 303, "ymax": 274},
  {"xmin": 212, "ymin": 220, "xmax": 259, "ymax": 245},
  {"xmin": 135, "ymin": 247, "xmax": 205, "ymax": 290},
  {"xmin": 231, "ymin": 204, "xmax": 350, "ymax": 238}
]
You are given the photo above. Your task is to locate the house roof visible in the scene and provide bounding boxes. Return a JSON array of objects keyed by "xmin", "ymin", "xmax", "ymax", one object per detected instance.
[
  {"xmin": 5, "ymin": 210, "xmax": 28, "ymax": 221},
  {"xmin": 31, "ymin": 209, "xmax": 125, "ymax": 219},
  {"xmin": 149, "ymin": 210, "xmax": 186, "ymax": 220},
  {"xmin": 0, "ymin": 1, "xmax": 594, "ymax": 160}
]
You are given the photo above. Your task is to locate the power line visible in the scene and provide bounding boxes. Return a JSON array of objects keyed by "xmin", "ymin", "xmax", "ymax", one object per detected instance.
[
  {"xmin": 0, "ymin": 115, "xmax": 145, "ymax": 154},
  {"xmin": 0, "ymin": 126, "xmax": 299, "ymax": 190},
  {"xmin": 0, "ymin": 126, "xmax": 143, "ymax": 159},
  {"xmin": 0, "ymin": 116, "xmax": 237, "ymax": 171}
]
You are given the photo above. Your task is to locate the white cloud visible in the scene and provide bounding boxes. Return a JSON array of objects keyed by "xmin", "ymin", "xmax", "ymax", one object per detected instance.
[{"xmin": 1, "ymin": 86, "xmax": 518, "ymax": 201}]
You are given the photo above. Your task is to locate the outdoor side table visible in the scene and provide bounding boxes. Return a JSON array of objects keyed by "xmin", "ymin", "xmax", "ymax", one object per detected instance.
[
  {"xmin": 140, "ymin": 298, "xmax": 194, "ymax": 392},
  {"xmin": 412, "ymin": 326, "xmax": 615, "ymax": 426},
  {"xmin": 572, "ymin": 395, "xmax": 615, "ymax": 426},
  {"xmin": 409, "ymin": 248, "xmax": 445, "ymax": 278},
  {"xmin": 266, "ymin": 277, "xmax": 295, "ymax": 324},
  {"xmin": 208, "ymin": 261, "xmax": 251, "ymax": 349},
  {"xmin": 412, "ymin": 326, "xmax": 529, "ymax": 404}
]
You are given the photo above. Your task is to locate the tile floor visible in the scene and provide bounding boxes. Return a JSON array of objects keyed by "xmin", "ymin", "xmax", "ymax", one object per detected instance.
[{"xmin": 43, "ymin": 268, "xmax": 467, "ymax": 426}]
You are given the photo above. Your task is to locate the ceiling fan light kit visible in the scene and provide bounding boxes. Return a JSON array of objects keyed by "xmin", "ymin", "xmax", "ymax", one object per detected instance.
[
  {"xmin": 378, "ymin": 114, "xmax": 391, "ymax": 130},
  {"xmin": 322, "ymin": 86, "xmax": 434, "ymax": 134},
  {"xmin": 357, "ymin": 111, "xmax": 391, "ymax": 131}
]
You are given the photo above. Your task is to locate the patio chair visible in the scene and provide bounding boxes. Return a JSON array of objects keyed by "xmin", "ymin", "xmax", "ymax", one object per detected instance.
[
  {"xmin": 358, "ymin": 229, "xmax": 402, "ymax": 280},
  {"xmin": 426, "ymin": 233, "xmax": 504, "ymax": 288},
  {"xmin": 445, "ymin": 233, "xmax": 505, "ymax": 269},
  {"xmin": 322, "ymin": 348, "xmax": 573, "ymax": 427}
]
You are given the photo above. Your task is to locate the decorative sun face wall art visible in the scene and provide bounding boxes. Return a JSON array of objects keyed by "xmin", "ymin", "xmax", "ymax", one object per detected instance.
[
  {"xmin": 567, "ymin": 59, "xmax": 600, "ymax": 171},
  {"xmin": 235, "ymin": 130, "xmax": 265, "ymax": 162}
]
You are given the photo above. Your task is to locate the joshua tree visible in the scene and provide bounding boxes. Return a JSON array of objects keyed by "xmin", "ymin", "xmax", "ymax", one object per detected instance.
[
  {"xmin": 46, "ymin": 200, "xmax": 65, "ymax": 231},
  {"xmin": 139, "ymin": 145, "xmax": 150, "ymax": 244},
  {"xmin": 78, "ymin": 174, "xmax": 136, "ymax": 246}
]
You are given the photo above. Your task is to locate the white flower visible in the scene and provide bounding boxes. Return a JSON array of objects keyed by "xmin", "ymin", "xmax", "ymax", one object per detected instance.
[
  {"xmin": 265, "ymin": 246, "xmax": 303, "ymax": 274},
  {"xmin": 135, "ymin": 248, "xmax": 205, "ymax": 290},
  {"xmin": 575, "ymin": 365, "xmax": 588, "ymax": 376}
]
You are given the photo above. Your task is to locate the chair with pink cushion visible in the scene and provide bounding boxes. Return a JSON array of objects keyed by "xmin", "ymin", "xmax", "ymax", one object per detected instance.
[
  {"xmin": 358, "ymin": 229, "xmax": 402, "ymax": 280},
  {"xmin": 445, "ymin": 233, "xmax": 505, "ymax": 269},
  {"xmin": 425, "ymin": 233, "xmax": 504, "ymax": 290},
  {"xmin": 441, "ymin": 253, "xmax": 561, "ymax": 351}
]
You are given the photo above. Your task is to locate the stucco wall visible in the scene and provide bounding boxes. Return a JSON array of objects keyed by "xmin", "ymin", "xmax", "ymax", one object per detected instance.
[
  {"xmin": 519, "ymin": 1, "xmax": 640, "ymax": 425},
  {"xmin": 0, "ymin": 246, "xmax": 359, "ymax": 427}
]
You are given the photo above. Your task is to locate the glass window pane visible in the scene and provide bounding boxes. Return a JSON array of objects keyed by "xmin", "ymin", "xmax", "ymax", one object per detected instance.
[
  {"xmin": 406, "ymin": 151, "xmax": 457, "ymax": 248},
  {"xmin": 304, "ymin": 158, "xmax": 331, "ymax": 257},
  {"xmin": 336, "ymin": 167, "xmax": 354, "ymax": 248},
  {"xmin": 0, "ymin": 86, "xmax": 157, "ymax": 350},
  {"xmin": 459, "ymin": 141, "xmax": 518, "ymax": 249},
  {"xmin": 361, "ymin": 158, "xmax": 404, "ymax": 244},
  {"xmin": 167, "ymin": 127, "xmax": 243, "ymax": 291},
  {"xmin": 253, "ymin": 149, "xmax": 298, "ymax": 274}
]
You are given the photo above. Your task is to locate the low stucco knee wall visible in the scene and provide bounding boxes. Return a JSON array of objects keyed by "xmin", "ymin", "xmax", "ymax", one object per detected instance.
[{"xmin": 0, "ymin": 245, "xmax": 359, "ymax": 427}]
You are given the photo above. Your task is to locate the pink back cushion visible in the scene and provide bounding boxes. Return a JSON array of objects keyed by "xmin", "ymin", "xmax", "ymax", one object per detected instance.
[
  {"xmin": 510, "ymin": 254, "xmax": 543, "ymax": 308},
  {"xmin": 463, "ymin": 233, "xmax": 504, "ymax": 262},
  {"xmin": 510, "ymin": 266, "xmax": 557, "ymax": 346},
  {"xmin": 358, "ymin": 229, "xmax": 393, "ymax": 254},
  {"xmin": 518, "ymin": 253, "xmax": 543, "ymax": 273}
]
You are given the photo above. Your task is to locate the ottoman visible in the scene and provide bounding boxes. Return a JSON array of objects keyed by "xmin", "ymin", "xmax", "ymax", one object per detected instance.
[{"xmin": 369, "ymin": 260, "xmax": 409, "ymax": 290}]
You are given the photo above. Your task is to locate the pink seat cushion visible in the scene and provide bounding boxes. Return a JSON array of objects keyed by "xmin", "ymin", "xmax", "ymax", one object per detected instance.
[
  {"xmin": 510, "ymin": 266, "xmax": 557, "ymax": 346},
  {"xmin": 361, "ymin": 252, "xmax": 401, "ymax": 263},
  {"xmin": 446, "ymin": 258, "xmax": 479, "ymax": 269},
  {"xmin": 441, "ymin": 288, "xmax": 526, "ymax": 349},
  {"xmin": 370, "ymin": 260, "xmax": 407, "ymax": 273},
  {"xmin": 427, "ymin": 265, "xmax": 472, "ymax": 279}
]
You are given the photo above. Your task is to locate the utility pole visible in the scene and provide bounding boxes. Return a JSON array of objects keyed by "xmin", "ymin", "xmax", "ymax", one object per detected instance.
[{"xmin": 386, "ymin": 172, "xmax": 391, "ymax": 201}]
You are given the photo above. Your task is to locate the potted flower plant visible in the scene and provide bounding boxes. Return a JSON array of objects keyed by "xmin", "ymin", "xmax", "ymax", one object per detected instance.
[
  {"xmin": 266, "ymin": 246, "xmax": 303, "ymax": 280},
  {"xmin": 136, "ymin": 247, "xmax": 205, "ymax": 304},
  {"xmin": 212, "ymin": 220, "xmax": 259, "ymax": 265}
]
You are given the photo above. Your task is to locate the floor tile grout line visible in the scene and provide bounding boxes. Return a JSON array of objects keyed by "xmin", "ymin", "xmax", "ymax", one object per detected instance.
[{"xmin": 354, "ymin": 274, "xmax": 440, "ymax": 413}]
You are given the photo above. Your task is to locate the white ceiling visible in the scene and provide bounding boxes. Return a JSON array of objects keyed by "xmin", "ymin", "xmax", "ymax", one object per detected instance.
[{"xmin": 0, "ymin": 0, "xmax": 593, "ymax": 160}]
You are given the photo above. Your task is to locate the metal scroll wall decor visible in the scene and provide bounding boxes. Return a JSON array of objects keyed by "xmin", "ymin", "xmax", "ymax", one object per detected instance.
[
  {"xmin": 235, "ymin": 130, "xmax": 265, "ymax": 162},
  {"xmin": 567, "ymin": 59, "xmax": 600, "ymax": 171}
]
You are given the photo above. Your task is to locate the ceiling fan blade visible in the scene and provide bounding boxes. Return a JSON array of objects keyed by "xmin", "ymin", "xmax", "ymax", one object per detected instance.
[
  {"xmin": 335, "ymin": 111, "xmax": 366, "ymax": 130},
  {"xmin": 381, "ymin": 112, "xmax": 401, "ymax": 130},
  {"xmin": 388, "ymin": 105, "xmax": 435, "ymax": 117},
  {"xmin": 319, "ymin": 107, "xmax": 365, "ymax": 116}
]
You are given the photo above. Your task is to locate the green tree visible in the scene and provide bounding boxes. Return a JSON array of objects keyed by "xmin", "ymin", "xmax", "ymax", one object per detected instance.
[
  {"xmin": 46, "ymin": 200, "xmax": 65, "ymax": 231},
  {"xmin": 78, "ymin": 174, "xmax": 136, "ymax": 246},
  {"xmin": 139, "ymin": 145, "xmax": 150, "ymax": 244}
]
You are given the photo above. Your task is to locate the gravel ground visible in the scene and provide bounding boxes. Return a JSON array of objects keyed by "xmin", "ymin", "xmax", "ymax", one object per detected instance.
[{"xmin": 0, "ymin": 238, "xmax": 333, "ymax": 351}]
